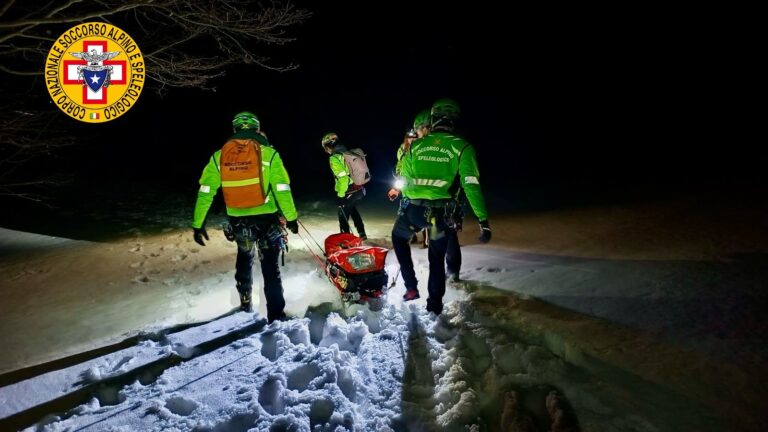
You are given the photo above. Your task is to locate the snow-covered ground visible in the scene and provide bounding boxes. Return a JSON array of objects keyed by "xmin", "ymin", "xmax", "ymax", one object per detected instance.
[{"xmin": 1, "ymin": 194, "xmax": 767, "ymax": 431}]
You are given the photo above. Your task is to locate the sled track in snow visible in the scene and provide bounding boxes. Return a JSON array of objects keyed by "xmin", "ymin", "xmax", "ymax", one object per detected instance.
[
  {"xmin": 0, "ymin": 312, "xmax": 240, "ymax": 389},
  {"xmin": 0, "ymin": 315, "xmax": 268, "ymax": 432}
]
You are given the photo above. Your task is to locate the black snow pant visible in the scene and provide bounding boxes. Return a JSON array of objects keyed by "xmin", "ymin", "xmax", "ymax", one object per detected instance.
[
  {"xmin": 444, "ymin": 199, "xmax": 464, "ymax": 277},
  {"xmin": 338, "ymin": 187, "xmax": 366, "ymax": 236},
  {"xmin": 231, "ymin": 214, "xmax": 286, "ymax": 322},
  {"xmin": 392, "ymin": 200, "xmax": 450, "ymax": 314},
  {"xmin": 445, "ymin": 227, "xmax": 461, "ymax": 276}
]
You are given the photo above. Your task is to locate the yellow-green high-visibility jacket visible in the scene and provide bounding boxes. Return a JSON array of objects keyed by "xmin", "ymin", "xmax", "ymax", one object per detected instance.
[
  {"xmin": 395, "ymin": 142, "xmax": 407, "ymax": 176},
  {"xmin": 401, "ymin": 130, "xmax": 488, "ymax": 221},
  {"xmin": 328, "ymin": 145, "xmax": 353, "ymax": 198},
  {"xmin": 192, "ymin": 130, "xmax": 298, "ymax": 228}
]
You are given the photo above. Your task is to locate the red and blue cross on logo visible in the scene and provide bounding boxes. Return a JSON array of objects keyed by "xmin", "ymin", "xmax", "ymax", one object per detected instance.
[{"xmin": 63, "ymin": 40, "xmax": 126, "ymax": 104}]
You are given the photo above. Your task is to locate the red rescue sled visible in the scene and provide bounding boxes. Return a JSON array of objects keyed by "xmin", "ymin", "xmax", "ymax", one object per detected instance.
[{"xmin": 324, "ymin": 233, "xmax": 388, "ymax": 310}]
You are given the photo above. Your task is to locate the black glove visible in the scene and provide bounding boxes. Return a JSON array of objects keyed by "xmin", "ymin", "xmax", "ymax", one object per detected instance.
[
  {"xmin": 286, "ymin": 219, "xmax": 299, "ymax": 234},
  {"xmin": 336, "ymin": 196, "xmax": 346, "ymax": 207},
  {"xmin": 478, "ymin": 220, "xmax": 491, "ymax": 244},
  {"xmin": 193, "ymin": 227, "xmax": 209, "ymax": 246}
]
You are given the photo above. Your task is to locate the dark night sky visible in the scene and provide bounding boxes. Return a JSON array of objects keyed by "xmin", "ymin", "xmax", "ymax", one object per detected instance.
[{"xmin": 12, "ymin": 2, "xmax": 763, "ymax": 214}]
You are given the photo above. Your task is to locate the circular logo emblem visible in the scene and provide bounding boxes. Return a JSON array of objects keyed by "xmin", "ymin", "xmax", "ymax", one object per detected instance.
[{"xmin": 44, "ymin": 22, "xmax": 145, "ymax": 123}]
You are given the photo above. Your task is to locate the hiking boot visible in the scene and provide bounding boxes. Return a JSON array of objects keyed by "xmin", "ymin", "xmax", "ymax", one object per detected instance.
[
  {"xmin": 402, "ymin": 289, "xmax": 420, "ymax": 301},
  {"xmin": 359, "ymin": 233, "xmax": 368, "ymax": 241},
  {"xmin": 239, "ymin": 291, "xmax": 253, "ymax": 313},
  {"xmin": 426, "ymin": 300, "xmax": 443, "ymax": 316},
  {"xmin": 268, "ymin": 312, "xmax": 288, "ymax": 324},
  {"xmin": 446, "ymin": 271, "xmax": 460, "ymax": 282}
]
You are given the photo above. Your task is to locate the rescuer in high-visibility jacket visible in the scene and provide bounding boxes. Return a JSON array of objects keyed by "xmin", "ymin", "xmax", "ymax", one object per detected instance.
[
  {"xmin": 389, "ymin": 109, "xmax": 431, "ymax": 247},
  {"xmin": 393, "ymin": 98, "xmax": 491, "ymax": 315},
  {"xmin": 192, "ymin": 111, "xmax": 299, "ymax": 323},
  {"xmin": 322, "ymin": 132, "xmax": 367, "ymax": 240}
]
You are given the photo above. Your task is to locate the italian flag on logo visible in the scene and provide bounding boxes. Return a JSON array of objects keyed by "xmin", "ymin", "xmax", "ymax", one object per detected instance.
[{"xmin": 90, "ymin": 112, "xmax": 100, "ymax": 120}]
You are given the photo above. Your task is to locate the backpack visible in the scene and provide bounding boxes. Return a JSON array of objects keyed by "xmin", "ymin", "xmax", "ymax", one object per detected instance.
[
  {"xmin": 343, "ymin": 148, "xmax": 371, "ymax": 186},
  {"xmin": 220, "ymin": 139, "xmax": 266, "ymax": 208}
]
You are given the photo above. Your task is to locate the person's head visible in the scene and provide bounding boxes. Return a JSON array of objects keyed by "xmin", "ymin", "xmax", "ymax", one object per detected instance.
[
  {"xmin": 430, "ymin": 98, "xmax": 460, "ymax": 131},
  {"xmin": 412, "ymin": 109, "xmax": 431, "ymax": 138},
  {"xmin": 321, "ymin": 132, "xmax": 338, "ymax": 154},
  {"xmin": 232, "ymin": 111, "xmax": 260, "ymax": 133}
]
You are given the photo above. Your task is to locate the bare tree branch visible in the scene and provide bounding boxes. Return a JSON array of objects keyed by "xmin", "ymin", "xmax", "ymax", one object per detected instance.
[
  {"xmin": 0, "ymin": 0, "xmax": 15, "ymax": 17},
  {"xmin": 45, "ymin": 0, "xmax": 84, "ymax": 19},
  {"xmin": 14, "ymin": 33, "xmax": 55, "ymax": 42},
  {"xmin": 0, "ymin": 108, "xmax": 77, "ymax": 202},
  {"xmin": 0, "ymin": 2, "xmax": 148, "ymax": 28},
  {"xmin": 1, "ymin": 0, "xmax": 310, "ymax": 87},
  {"xmin": 0, "ymin": 174, "xmax": 73, "ymax": 205},
  {"xmin": 0, "ymin": 0, "xmax": 311, "ymax": 200}
]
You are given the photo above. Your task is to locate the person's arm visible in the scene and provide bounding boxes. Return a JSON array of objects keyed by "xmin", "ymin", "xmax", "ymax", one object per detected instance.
[
  {"xmin": 394, "ymin": 143, "xmax": 405, "ymax": 176},
  {"xmin": 192, "ymin": 153, "xmax": 221, "ymax": 229},
  {"xmin": 270, "ymin": 151, "xmax": 298, "ymax": 221},
  {"xmin": 330, "ymin": 154, "xmax": 350, "ymax": 198},
  {"xmin": 388, "ymin": 143, "xmax": 408, "ymax": 200},
  {"xmin": 398, "ymin": 143, "xmax": 415, "ymax": 197},
  {"xmin": 458, "ymin": 144, "xmax": 488, "ymax": 222}
]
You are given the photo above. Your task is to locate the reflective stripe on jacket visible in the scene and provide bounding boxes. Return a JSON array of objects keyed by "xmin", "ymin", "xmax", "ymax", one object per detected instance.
[{"xmin": 400, "ymin": 131, "xmax": 488, "ymax": 221}]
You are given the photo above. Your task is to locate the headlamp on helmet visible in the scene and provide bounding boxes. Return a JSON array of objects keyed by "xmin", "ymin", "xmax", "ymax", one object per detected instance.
[{"xmin": 321, "ymin": 132, "xmax": 338, "ymax": 148}]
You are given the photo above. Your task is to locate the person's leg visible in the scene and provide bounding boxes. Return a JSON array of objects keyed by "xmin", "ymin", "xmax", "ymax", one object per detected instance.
[
  {"xmin": 392, "ymin": 208, "xmax": 419, "ymax": 297},
  {"xmin": 258, "ymin": 227, "xmax": 286, "ymax": 322},
  {"xmin": 234, "ymin": 223, "xmax": 256, "ymax": 312},
  {"xmin": 392, "ymin": 234, "xmax": 417, "ymax": 292},
  {"xmin": 348, "ymin": 205, "xmax": 366, "ymax": 239},
  {"xmin": 426, "ymin": 215, "xmax": 449, "ymax": 314},
  {"xmin": 445, "ymin": 228, "xmax": 461, "ymax": 281},
  {"xmin": 337, "ymin": 204, "xmax": 351, "ymax": 233},
  {"xmin": 345, "ymin": 189, "xmax": 366, "ymax": 238}
]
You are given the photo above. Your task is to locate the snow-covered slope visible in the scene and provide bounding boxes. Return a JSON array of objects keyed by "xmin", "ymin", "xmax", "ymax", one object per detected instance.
[{"xmin": 1, "ymin": 195, "xmax": 767, "ymax": 431}]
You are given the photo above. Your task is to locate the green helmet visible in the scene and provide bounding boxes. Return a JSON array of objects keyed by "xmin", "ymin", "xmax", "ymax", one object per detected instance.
[
  {"xmin": 412, "ymin": 109, "xmax": 431, "ymax": 129},
  {"xmin": 321, "ymin": 132, "xmax": 338, "ymax": 148},
  {"xmin": 232, "ymin": 111, "xmax": 260, "ymax": 131},
  {"xmin": 430, "ymin": 98, "xmax": 460, "ymax": 120}
]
